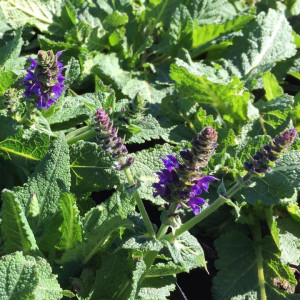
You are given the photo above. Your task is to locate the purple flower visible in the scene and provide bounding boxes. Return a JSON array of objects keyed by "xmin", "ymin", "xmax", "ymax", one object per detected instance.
[
  {"xmin": 187, "ymin": 176, "xmax": 219, "ymax": 215},
  {"xmin": 153, "ymin": 127, "xmax": 219, "ymax": 215},
  {"xmin": 23, "ymin": 50, "xmax": 66, "ymax": 109}
]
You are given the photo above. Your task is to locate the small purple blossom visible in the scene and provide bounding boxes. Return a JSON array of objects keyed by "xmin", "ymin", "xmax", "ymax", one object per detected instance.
[
  {"xmin": 162, "ymin": 155, "xmax": 179, "ymax": 171},
  {"xmin": 23, "ymin": 50, "xmax": 66, "ymax": 109},
  {"xmin": 153, "ymin": 126, "xmax": 219, "ymax": 215}
]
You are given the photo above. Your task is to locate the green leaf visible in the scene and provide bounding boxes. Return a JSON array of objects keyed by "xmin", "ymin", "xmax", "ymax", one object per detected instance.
[
  {"xmin": 263, "ymin": 71, "xmax": 284, "ymax": 101},
  {"xmin": 64, "ymin": 57, "xmax": 81, "ymax": 84},
  {"xmin": 125, "ymin": 114, "xmax": 172, "ymax": 144},
  {"xmin": 191, "ymin": 13, "xmax": 254, "ymax": 57},
  {"xmin": 120, "ymin": 214, "xmax": 163, "ymax": 252},
  {"xmin": 103, "ymin": 10, "xmax": 128, "ymax": 28},
  {"xmin": 223, "ymin": 9, "xmax": 296, "ymax": 82},
  {"xmin": 62, "ymin": 214, "xmax": 133, "ymax": 266},
  {"xmin": 277, "ymin": 216, "xmax": 300, "ymax": 266},
  {"xmin": 240, "ymin": 150, "xmax": 300, "ymax": 205},
  {"xmin": 83, "ymin": 189, "xmax": 135, "ymax": 233},
  {"xmin": 14, "ymin": 133, "xmax": 70, "ymax": 226},
  {"xmin": 164, "ymin": 231, "xmax": 207, "ymax": 272},
  {"xmin": 213, "ymin": 230, "xmax": 297, "ymax": 300},
  {"xmin": 170, "ymin": 61, "xmax": 251, "ymax": 127},
  {"xmin": 87, "ymin": 53, "xmax": 153, "ymax": 102},
  {"xmin": 56, "ymin": 192, "xmax": 82, "ymax": 250},
  {"xmin": 90, "ymin": 250, "xmax": 132, "ymax": 300},
  {"xmin": 1, "ymin": 189, "xmax": 40, "ymax": 255},
  {"xmin": 48, "ymin": 96, "xmax": 90, "ymax": 130},
  {"xmin": 0, "ymin": 0, "xmax": 63, "ymax": 33},
  {"xmin": 148, "ymin": 262, "xmax": 184, "ymax": 277},
  {"xmin": 0, "ymin": 129, "xmax": 50, "ymax": 164},
  {"xmin": 0, "ymin": 70, "xmax": 18, "ymax": 96},
  {"xmin": 0, "ymin": 252, "xmax": 63, "ymax": 300},
  {"xmin": 138, "ymin": 276, "xmax": 176, "ymax": 300},
  {"xmin": 185, "ymin": 0, "xmax": 237, "ymax": 25},
  {"xmin": 65, "ymin": 20, "xmax": 92, "ymax": 44},
  {"xmin": 69, "ymin": 141, "xmax": 118, "ymax": 195},
  {"xmin": 0, "ymin": 27, "xmax": 23, "ymax": 71},
  {"xmin": 251, "ymin": 95, "xmax": 294, "ymax": 137}
]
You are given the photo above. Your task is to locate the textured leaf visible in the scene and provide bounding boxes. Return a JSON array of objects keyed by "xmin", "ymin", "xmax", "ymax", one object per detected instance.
[
  {"xmin": 90, "ymin": 250, "xmax": 132, "ymax": 300},
  {"xmin": 251, "ymin": 95, "xmax": 294, "ymax": 137},
  {"xmin": 0, "ymin": 129, "xmax": 50, "ymax": 164},
  {"xmin": 185, "ymin": 0, "xmax": 237, "ymax": 25},
  {"xmin": 213, "ymin": 231, "xmax": 297, "ymax": 300},
  {"xmin": 165, "ymin": 231, "xmax": 206, "ymax": 272},
  {"xmin": 62, "ymin": 215, "xmax": 133, "ymax": 266},
  {"xmin": 0, "ymin": 70, "xmax": 18, "ymax": 96},
  {"xmin": 170, "ymin": 60, "xmax": 251, "ymax": 127},
  {"xmin": 125, "ymin": 114, "xmax": 172, "ymax": 144},
  {"xmin": 48, "ymin": 96, "xmax": 90, "ymax": 129},
  {"xmin": 0, "ymin": 27, "xmax": 23, "ymax": 71},
  {"xmin": 191, "ymin": 13, "xmax": 253, "ymax": 56},
  {"xmin": 69, "ymin": 141, "xmax": 118, "ymax": 195},
  {"xmin": 138, "ymin": 276, "xmax": 176, "ymax": 300},
  {"xmin": 277, "ymin": 216, "xmax": 300, "ymax": 266},
  {"xmin": 56, "ymin": 192, "xmax": 82, "ymax": 250},
  {"xmin": 0, "ymin": 252, "xmax": 63, "ymax": 300},
  {"xmin": 0, "ymin": 0, "xmax": 63, "ymax": 32},
  {"xmin": 14, "ymin": 133, "xmax": 70, "ymax": 226},
  {"xmin": 88, "ymin": 53, "xmax": 153, "ymax": 102},
  {"xmin": 64, "ymin": 57, "xmax": 81, "ymax": 84},
  {"xmin": 223, "ymin": 9, "xmax": 296, "ymax": 82},
  {"xmin": 1, "ymin": 189, "xmax": 40, "ymax": 255},
  {"xmin": 239, "ymin": 150, "xmax": 300, "ymax": 205},
  {"xmin": 120, "ymin": 214, "xmax": 163, "ymax": 252},
  {"xmin": 65, "ymin": 20, "xmax": 92, "ymax": 44}
]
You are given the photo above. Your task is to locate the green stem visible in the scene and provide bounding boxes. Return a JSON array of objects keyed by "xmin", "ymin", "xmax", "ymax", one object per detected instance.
[
  {"xmin": 123, "ymin": 168, "xmax": 156, "ymax": 238},
  {"xmin": 156, "ymin": 202, "xmax": 178, "ymax": 240},
  {"xmin": 251, "ymin": 220, "xmax": 267, "ymax": 300},
  {"xmin": 66, "ymin": 125, "xmax": 98, "ymax": 145}
]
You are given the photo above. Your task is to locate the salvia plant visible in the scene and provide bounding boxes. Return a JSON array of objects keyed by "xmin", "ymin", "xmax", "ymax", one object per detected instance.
[{"xmin": 0, "ymin": 0, "xmax": 299, "ymax": 300}]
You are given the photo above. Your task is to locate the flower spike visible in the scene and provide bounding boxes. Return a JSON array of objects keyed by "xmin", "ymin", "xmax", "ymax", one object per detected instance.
[
  {"xmin": 95, "ymin": 108, "xmax": 134, "ymax": 170},
  {"xmin": 23, "ymin": 50, "xmax": 66, "ymax": 109},
  {"xmin": 153, "ymin": 126, "xmax": 219, "ymax": 215},
  {"xmin": 244, "ymin": 129, "xmax": 298, "ymax": 175}
]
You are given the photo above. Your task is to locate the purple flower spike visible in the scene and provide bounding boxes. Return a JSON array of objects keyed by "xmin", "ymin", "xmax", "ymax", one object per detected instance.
[
  {"xmin": 23, "ymin": 50, "xmax": 66, "ymax": 109},
  {"xmin": 244, "ymin": 129, "xmax": 298, "ymax": 175},
  {"xmin": 95, "ymin": 108, "xmax": 134, "ymax": 170},
  {"xmin": 153, "ymin": 127, "xmax": 219, "ymax": 216}
]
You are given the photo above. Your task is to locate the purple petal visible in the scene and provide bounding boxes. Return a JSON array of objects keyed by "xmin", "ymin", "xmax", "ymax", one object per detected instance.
[
  {"xmin": 24, "ymin": 70, "xmax": 35, "ymax": 81},
  {"xmin": 197, "ymin": 176, "xmax": 219, "ymax": 192},
  {"xmin": 51, "ymin": 84, "xmax": 63, "ymax": 99},
  {"xmin": 56, "ymin": 51, "xmax": 64, "ymax": 59},
  {"xmin": 28, "ymin": 58, "xmax": 37, "ymax": 69},
  {"xmin": 153, "ymin": 183, "xmax": 165, "ymax": 197},
  {"xmin": 187, "ymin": 197, "xmax": 206, "ymax": 215}
]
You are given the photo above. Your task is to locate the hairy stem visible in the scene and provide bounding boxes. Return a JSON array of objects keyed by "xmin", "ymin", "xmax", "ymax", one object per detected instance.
[{"xmin": 156, "ymin": 202, "xmax": 178, "ymax": 240}]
